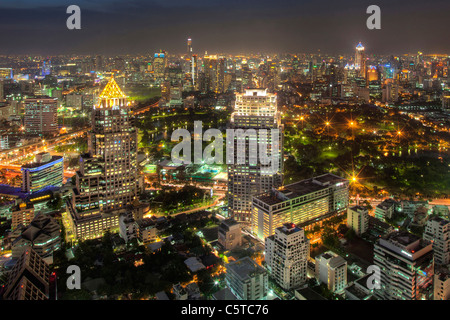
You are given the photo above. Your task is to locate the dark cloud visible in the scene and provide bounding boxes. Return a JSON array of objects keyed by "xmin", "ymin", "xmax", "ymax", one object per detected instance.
[{"xmin": 0, "ymin": 0, "xmax": 449, "ymax": 55}]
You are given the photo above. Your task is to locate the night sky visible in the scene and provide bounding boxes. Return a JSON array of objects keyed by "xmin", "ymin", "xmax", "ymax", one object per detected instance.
[{"xmin": 1, "ymin": 0, "xmax": 450, "ymax": 55}]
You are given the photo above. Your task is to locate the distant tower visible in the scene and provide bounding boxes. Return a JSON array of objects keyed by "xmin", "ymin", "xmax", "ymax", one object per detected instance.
[
  {"xmin": 187, "ymin": 38, "xmax": 193, "ymax": 55},
  {"xmin": 355, "ymin": 42, "xmax": 366, "ymax": 78}
]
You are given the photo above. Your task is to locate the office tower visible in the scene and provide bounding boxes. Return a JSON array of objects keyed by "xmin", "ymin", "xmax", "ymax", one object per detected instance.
[
  {"xmin": 347, "ymin": 205, "xmax": 369, "ymax": 236},
  {"xmin": 374, "ymin": 231, "xmax": 434, "ymax": 300},
  {"xmin": 24, "ymin": 97, "xmax": 58, "ymax": 136},
  {"xmin": 3, "ymin": 247, "xmax": 50, "ymax": 300},
  {"xmin": 423, "ymin": 216, "xmax": 450, "ymax": 266},
  {"xmin": 374, "ymin": 199, "xmax": 396, "ymax": 222},
  {"xmin": 153, "ymin": 51, "xmax": 167, "ymax": 80},
  {"xmin": 315, "ymin": 251, "xmax": 348, "ymax": 293},
  {"xmin": 65, "ymin": 76, "xmax": 138, "ymax": 241},
  {"xmin": 21, "ymin": 152, "xmax": 64, "ymax": 194},
  {"xmin": 11, "ymin": 214, "xmax": 61, "ymax": 261},
  {"xmin": 225, "ymin": 256, "xmax": 269, "ymax": 300},
  {"xmin": 227, "ymin": 88, "xmax": 283, "ymax": 222},
  {"xmin": 252, "ymin": 173, "xmax": 348, "ymax": 241},
  {"xmin": 265, "ymin": 223, "xmax": 310, "ymax": 290},
  {"xmin": 355, "ymin": 42, "xmax": 366, "ymax": 79},
  {"xmin": 187, "ymin": 37, "xmax": 192, "ymax": 55},
  {"xmin": 190, "ymin": 54, "xmax": 198, "ymax": 89},
  {"xmin": 11, "ymin": 203, "xmax": 35, "ymax": 231},
  {"xmin": 203, "ymin": 54, "xmax": 218, "ymax": 93},
  {"xmin": 218, "ymin": 218, "xmax": 242, "ymax": 250},
  {"xmin": 41, "ymin": 60, "xmax": 51, "ymax": 76},
  {"xmin": 434, "ymin": 267, "xmax": 450, "ymax": 300}
]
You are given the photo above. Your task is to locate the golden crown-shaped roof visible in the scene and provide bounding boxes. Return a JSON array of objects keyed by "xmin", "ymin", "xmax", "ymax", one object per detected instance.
[{"xmin": 99, "ymin": 76, "xmax": 126, "ymax": 99}]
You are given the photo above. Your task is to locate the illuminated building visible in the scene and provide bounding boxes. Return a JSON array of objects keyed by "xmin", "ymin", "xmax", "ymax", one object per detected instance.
[
  {"xmin": 11, "ymin": 214, "xmax": 61, "ymax": 262},
  {"xmin": 0, "ymin": 68, "xmax": 13, "ymax": 79},
  {"xmin": 3, "ymin": 247, "xmax": 50, "ymax": 300},
  {"xmin": 218, "ymin": 218, "xmax": 242, "ymax": 250},
  {"xmin": 190, "ymin": 54, "xmax": 198, "ymax": 89},
  {"xmin": 423, "ymin": 216, "xmax": 450, "ymax": 266},
  {"xmin": 251, "ymin": 173, "xmax": 348, "ymax": 241},
  {"xmin": 227, "ymin": 88, "xmax": 283, "ymax": 222},
  {"xmin": 225, "ymin": 256, "xmax": 269, "ymax": 300},
  {"xmin": 373, "ymin": 231, "xmax": 434, "ymax": 300},
  {"xmin": 187, "ymin": 37, "xmax": 192, "ymax": 55},
  {"xmin": 24, "ymin": 97, "xmax": 58, "ymax": 136},
  {"xmin": 442, "ymin": 94, "xmax": 450, "ymax": 113},
  {"xmin": 65, "ymin": 76, "xmax": 138, "ymax": 241},
  {"xmin": 153, "ymin": 51, "xmax": 167, "ymax": 80},
  {"xmin": 21, "ymin": 152, "xmax": 63, "ymax": 194},
  {"xmin": 315, "ymin": 251, "xmax": 347, "ymax": 293},
  {"xmin": 347, "ymin": 205, "xmax": 369, "ymax": 236},
  {"xmin": 265, "ymin": 223, "xmax": 309, "ymax": 290},
  {"xmin": 355, "ymin": 42, "xmax": 366, "ymax": 79},
  {"xmin": 11, "ymin": 203, "xmax": 35, "ymax": 231}
]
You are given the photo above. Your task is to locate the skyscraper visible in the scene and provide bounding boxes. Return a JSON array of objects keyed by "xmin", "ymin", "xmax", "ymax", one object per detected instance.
[
  {"xmin": 24, "ymin": 97, "xmax": 58, "ymax": 136},
  {"xmin": 227, "ymin": 88, "xmax": 283, "ymax": 222},
  {"xmin": 64, "ymin": 76, "xmax": 138, "ymax": 241},
  {"xmin": 187, "ymin": 37, "xmax": 192, "ymax": 55},
  {"xmin": 265, "ymin": 223, "xmax": 309, "ymax": 290},
  {"xmin": 355, "ymin": 42, "xmax": 366, "ymax": 79}
]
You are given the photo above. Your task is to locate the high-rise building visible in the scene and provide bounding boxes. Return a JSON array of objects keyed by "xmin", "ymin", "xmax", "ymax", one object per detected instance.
[
  {"xmin": 373, "ymin": 231, "xmax": 434, "ymax": 300},
  {"xmin": 21, "ymin": 152, "xmax": 64, "ymax": 194},
  {"xmin": 227, "ymin": 88, "xmax": 283, "ymax": 222},
  {"xmin": 252, "ymin": 173, "xmax": 349, "ymax": 241},
  {"xmin": 187, "ymin": 38, "xmax": 192, "ymax": 55},
  {"xmin": 347, "ymin": 205, "xmax": 369, "ymax": 236},
  {"xmin": 64, "ymin": 76, "xmax": 138, "ymax": 241},
  {"xmin": 190, "ymin": 54, "xmax": 198, "ymax": 89},
  {"xmin": 225, "ymin": 256, "xmax": 269, "ymax": 300},
  {"xmin": 24, "ymin": 97, "xmax": 58, "ymax": 136},
  {"xmin": 153, "ymin": 51, "xmax": 167, "ymax": 80},
  {"xmin": 2, "ymin": 247, "xmax": 50, "ymax": 300},
  {"xmin": 265, "ymin": 223, "xmax": 309, "ymax": 290},
  {"xmin": 355, "ymin": 42, "xmax": 366, "ymax": 79},
  {"xmin": 315, "ymin": 251, "xmax": 348, "ymax": 293},
  {"xmin": 423, "ymin": 216, "xmax": 450, "ymax": 266}
]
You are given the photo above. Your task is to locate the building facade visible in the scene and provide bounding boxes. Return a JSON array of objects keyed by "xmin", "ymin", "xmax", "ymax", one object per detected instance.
[
  {"xmin": 24, "ymin": 97, "xmax": 58, "ymax": 136},
  {"xmin": 21, "ymin": 152, "xmax": 63, "ymax": 194},
  {"xmin": 265, "ymin": 223, "xmax": 309, "ymax": 290},
  {"xmin": 64, "ymin": 76, "xmax": 138, "ymax": 241},
  {"xmin": 315, "ymin": 251, "xmax": 348, "ymax": 293},
  {"xmin": 373, "ymin": 231, "xmax": 434, "ymax": 300},
  {"xmin": 225, "ymin": 256, "xmax": 269, "ymax": 300},
  {"xmin": 227, "ymin": 88, "xmax": 283, "ymax": 222},
  {"xmin": 347, "ymin": 205, "xmax": 369, "ymax": 236},
  {"xmin": 218, "ymin": 218, "xmax": 242, "ymax": 250},
  {"xmin": 252, "ymin": 173, "xmax": 349, "ymax": 241}
]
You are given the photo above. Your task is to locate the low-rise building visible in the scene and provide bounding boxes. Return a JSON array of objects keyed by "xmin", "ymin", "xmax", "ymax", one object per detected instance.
[
  {"xmin": 315, "ymin": 251, "xmax": 348, "ymax": 293},
  {"xmin": 225, "ymin": 256, "xmax": 268, "ymax": 300},
  {"xmin": 218, "ymin": 218, "xmax": 242, "ymax": 250}
]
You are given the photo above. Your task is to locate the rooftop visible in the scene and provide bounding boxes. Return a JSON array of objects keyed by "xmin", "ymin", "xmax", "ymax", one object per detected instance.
[
  {"xmin": 99, "ymin": 76, "xmax": 126, "ymax": 99},
  {"xmin": 226, "ymin": 256, "xmax": 266, "ymax": 281},
  {"xmin": 255, "ymin": 173, "xmax": 347, "ymax": 205}
]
